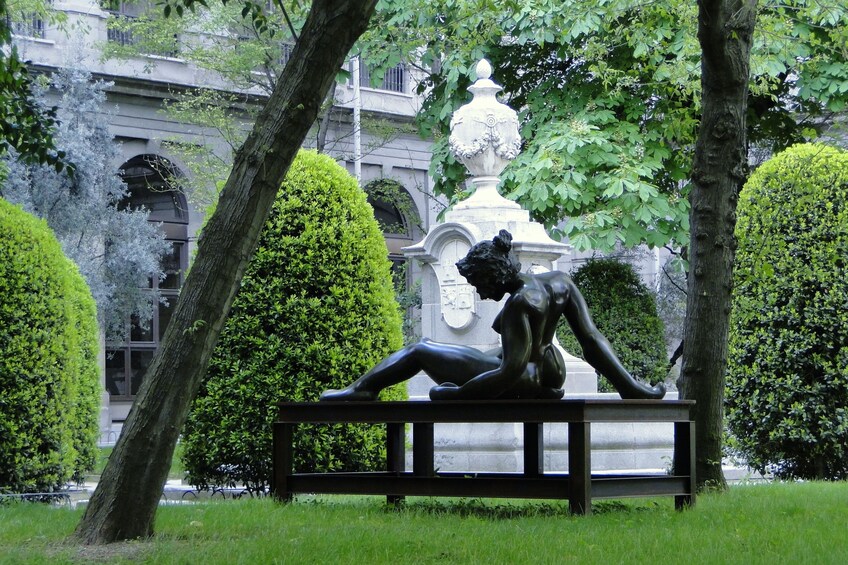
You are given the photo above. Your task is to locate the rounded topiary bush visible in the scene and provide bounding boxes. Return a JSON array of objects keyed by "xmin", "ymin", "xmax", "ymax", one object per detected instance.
[
  {"xmin": 727, "ymin": 143, "xmax": 848, "ymax": 480},
  {"xmin": 64, "ymin": 270, "xmax": 100, "ymax": 484},
  {"xmin": 556, "ymin": 258, "xmax": 667, "ymax": 392},
  {"xmin": 0, "ymin": 199, "xmax": 100, "ymax": 493},
  {"xmin": 182, "ymin": 150, "xmax": 404, "ymax": 492}
]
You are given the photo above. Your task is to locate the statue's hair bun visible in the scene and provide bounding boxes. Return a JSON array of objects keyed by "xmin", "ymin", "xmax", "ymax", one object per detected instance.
[{"xmin": 493, "ymin": 229, "xmax": 513, "ymax": 251}]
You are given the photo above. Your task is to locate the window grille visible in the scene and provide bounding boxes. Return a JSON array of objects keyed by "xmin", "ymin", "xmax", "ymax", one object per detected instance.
[
  {"xmin": 105, "ymin": 5, "xmax": 180, "ymax": 58},
  {"xmin": 7, "ymin": 14, "xmax": 46, "ymax": 39},
  {"xmin": 106, "ymin": 15, "xmax": 134, "ymax": 47},
  {"xmin": 358, "ymin": 60, "xmax": 406, "ymax": 93},
  {"xmin": 381, "ymin": 63, "xmax": 406, "ymax": 93}
]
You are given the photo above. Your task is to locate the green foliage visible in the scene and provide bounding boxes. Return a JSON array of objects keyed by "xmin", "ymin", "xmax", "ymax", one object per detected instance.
[
  {"xmin": 0, "ymin": 199, "xmax": 100, "ymax": 492},
  {"xmin": 182, "ymin": 150, "xmax": 404, "ymax": 492},
  {"xmin": 727, "ymin": 143, "xmax": 848, "ymax": 480},
  {"xmin": 361, "ymin": 0, "xmax": 848, "ymax": 251},
  {"xmin": 103, "ymin": 2, "xmax": 397, "ymax": 209},
  {"xmin": 556, "ymin": 258, "xmax": 667, "ymax": 391},
  {"xmin": 0, "ymin": 1, "xmax": 70, "ymax": 173},
  {"xmin": 160, "ymin": 89, "xmax": 252, "ymax": 210},
  {"xmin": 104, "ymin": 1, "xmax": 302, "ymax": 93}
]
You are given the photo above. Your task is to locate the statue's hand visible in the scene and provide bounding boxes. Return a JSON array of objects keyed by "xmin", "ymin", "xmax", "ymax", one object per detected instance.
[
  {"xmin": 429, "ymin": 382, "xmax": 460, "ymax": 400},
  {"xmin": 320, "ymin": 388, "xmax": 377, "ymax": 401}
]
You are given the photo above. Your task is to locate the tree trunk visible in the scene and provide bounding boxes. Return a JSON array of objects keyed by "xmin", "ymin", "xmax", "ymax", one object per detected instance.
[
  {"xmin": 73, "ymin": 0, "xmax": 378, "ymax": 544},
  {"xmin": 679, "ymin": 0, "xmax": 757, "ymax": 490}
]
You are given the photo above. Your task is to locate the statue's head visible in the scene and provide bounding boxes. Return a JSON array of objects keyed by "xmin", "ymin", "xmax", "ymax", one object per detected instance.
[{"xmin": 456, "ymin": 230, "xmax": 522, "ymax": 300}]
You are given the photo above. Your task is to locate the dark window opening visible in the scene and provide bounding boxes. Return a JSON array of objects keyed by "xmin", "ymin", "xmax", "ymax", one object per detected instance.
[
  {"xmin": 106, "ymin": 156, "xmax": 188, "ymax": 400},
  {"xmin": 368, "ymin": 195, "xmax": 408, "ymax": 236}
]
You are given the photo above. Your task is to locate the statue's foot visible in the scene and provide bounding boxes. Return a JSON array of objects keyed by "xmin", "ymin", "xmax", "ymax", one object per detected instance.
[
  {"xmin": 429, "ymin": 382, "xmax": 460, "ymax": 401},
  {"xmin": 319, "ymin": 387, "xmax": 378, "ymax": 402},
  {"xmin": 620, "ymin": 382, "xmax": 666, "ymax": 400},
  {"xmin": 645, "ymin": 382, "xmax": 666, "ymax": 399}
]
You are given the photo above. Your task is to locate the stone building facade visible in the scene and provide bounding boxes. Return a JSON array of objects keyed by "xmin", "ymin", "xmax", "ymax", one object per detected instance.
[{"xmin": 12, "ymin": 1, "xmax": 438, "ymax": 431}]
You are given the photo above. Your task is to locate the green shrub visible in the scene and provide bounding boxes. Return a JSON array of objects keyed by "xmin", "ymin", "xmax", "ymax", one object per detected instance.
[
  {"xmin": 65, "ymin": 271, "xmax": 101, "ymax": 483},
  {"xmin": 182, "ymin": 150, "xmax": 404, "ymax": 492},
  {"xmin": 556, "ymin": 258, "xmax": 667, "ymax": 391},
  {"xmin": 0, "ymin": 199, "xmax": 100, "ymax": 493},
  {"xmin": 727, "ymin": 143, "xmax": 848, "ymax": 480}
]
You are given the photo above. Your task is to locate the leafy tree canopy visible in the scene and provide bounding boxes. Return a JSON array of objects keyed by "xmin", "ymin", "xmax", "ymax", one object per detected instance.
[
  {"xmin": 1, "ymin": 0, "xmax": 71, "ymax": 172},
  {"xmin": 98, "ymin": 0, "xmax": 410, "ymax": 208},
  {"xmin": 359, "ymin": 0, "xmax": 848, "ymax": 251}
]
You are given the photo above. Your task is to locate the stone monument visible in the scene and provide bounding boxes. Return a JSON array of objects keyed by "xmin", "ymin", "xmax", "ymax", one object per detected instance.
[
  {"xmin": 321, "ymin": 59, "xmax": 675, "ymax": 474},
  {"xmin": 403, "ymin": 59, "xmax": 597, "ymax": 400}
]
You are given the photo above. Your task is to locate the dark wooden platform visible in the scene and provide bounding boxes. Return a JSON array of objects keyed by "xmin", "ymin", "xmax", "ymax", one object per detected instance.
[{"xmin": 272, "ymin": 399, "xmax": 696, "ymax": 515}]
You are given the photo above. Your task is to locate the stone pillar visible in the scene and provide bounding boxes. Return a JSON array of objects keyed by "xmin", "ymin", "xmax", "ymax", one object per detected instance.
[{"xmin": 403, "ymin": 59, "xmax": 597, "ymax": 400}]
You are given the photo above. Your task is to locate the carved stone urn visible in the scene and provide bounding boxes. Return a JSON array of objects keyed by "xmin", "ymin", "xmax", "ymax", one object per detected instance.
[{"xmin": 448, "ymin": 59, "xmax": 522, "ymax": 210}]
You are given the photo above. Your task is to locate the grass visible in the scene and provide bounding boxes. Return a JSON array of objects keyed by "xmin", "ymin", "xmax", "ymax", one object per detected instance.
[{"xmin": 1, "ymin": 482, "xmax": 847, "ymax": 564}]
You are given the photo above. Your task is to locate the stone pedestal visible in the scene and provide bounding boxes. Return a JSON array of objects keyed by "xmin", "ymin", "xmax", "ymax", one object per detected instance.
[
  {"xmin": 407, "ymin": 394, "xmax": 679, "ymax": 474},
  {"xmin": 403, "ymin": 219, "xmax": 597, "ymax": 398},
  {"xmin": 396, "ymin": 60, "xmax": 683, "ymax": 474}
]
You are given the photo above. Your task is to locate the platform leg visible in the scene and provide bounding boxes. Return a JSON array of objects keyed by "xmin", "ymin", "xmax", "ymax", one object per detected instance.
[
  {"xmin": 412, "ymin": 422, "xmax": 435, "ymax": 477},
  {"xmin": 568, "ymin": 421, "xmax": 591, "ymax": 515},
  {"xmin": 387, "ymin": 422, "xmax": 406, "ymax": 505},
  {"xmin": 524, "ymin": 422, "xmax": 544, "ymax": 477},
  {"xmin": 674, "ymin": 420, "xmax": 696, "ymax": 510},
  {"xmin": 272, "ymin": 422, "xmax": 293, "ymax": 502}
]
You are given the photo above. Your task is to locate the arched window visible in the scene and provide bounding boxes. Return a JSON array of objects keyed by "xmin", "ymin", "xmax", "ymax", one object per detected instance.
[
  {"xmin": 363, "ymin": 179, "xmax": 420, "ymax": 343},
  {"xmin": 363, "ymin": 178, "xmax": 416, "ymax": 255},
  {"xmin": 369, "ymin": 194, "xmax": 409, "ymax": 237},
  {"xmin": 105, "ymin": 155, "xmax": 189, "ymax": 399},
  {"xmin": 363, "ymin": 178, "xmax": 419, "ymax": 294}
]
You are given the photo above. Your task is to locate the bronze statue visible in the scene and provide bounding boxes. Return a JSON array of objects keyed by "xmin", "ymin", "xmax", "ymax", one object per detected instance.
[{"xmin": 320, "ymin": 230, "xmax": 666, "ymax": 401}]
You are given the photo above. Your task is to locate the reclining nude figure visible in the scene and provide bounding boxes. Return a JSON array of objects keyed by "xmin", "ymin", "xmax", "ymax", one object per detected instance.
[{"xmin": 321, "ymin": 230, "xmax": 665, "ymax": 402}]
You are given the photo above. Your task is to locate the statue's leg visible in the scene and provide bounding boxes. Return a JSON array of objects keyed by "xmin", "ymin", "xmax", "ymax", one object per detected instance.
[{"xmin": 320, "ymin": 339, "xmax": 499, "ymax": 401}]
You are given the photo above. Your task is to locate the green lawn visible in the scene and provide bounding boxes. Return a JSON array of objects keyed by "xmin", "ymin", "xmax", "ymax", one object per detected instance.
[{"xmin": 1, "ymin": 482, "xmax": 846, "ymax": 564}]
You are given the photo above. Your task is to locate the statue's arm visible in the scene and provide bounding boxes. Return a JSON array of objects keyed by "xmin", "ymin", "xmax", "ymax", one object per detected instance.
[
  {"xmin": 562, "ymin": 280, "xmax": 632, "ymax": 380},
  {"xmin": 562, "ymin": 279, "xmax": 666, "ymax": 399}
]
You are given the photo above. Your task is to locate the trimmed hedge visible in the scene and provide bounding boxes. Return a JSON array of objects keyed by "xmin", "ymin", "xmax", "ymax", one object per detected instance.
[
  {"xmin": 182, "ymin": 150, "xmax": 404, "ymax": 492},
  {"xmin": 727, "ymin": 143, "xmax": 848, "ymax": 480},
  {"xmin": 556, "ymin": 258, "xmax": 667, "ymax": 392},
  {"xmin": 0, "ymin": 199, "xmax": 100, "ymax": 493}
]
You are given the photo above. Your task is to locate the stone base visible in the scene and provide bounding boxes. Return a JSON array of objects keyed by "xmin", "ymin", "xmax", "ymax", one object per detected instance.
[{"xmin": 404, "ymin": 393, "xmax": 679, "ymax": 474}]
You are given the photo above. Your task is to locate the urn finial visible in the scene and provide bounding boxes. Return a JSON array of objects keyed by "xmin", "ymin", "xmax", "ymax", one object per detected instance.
[
  {"xmin": 475, "ymin": 59, "xmax": 492, "ymax": 80},
  {"xmin": 449, "ymin": 59, "xmax": 521, "ymax": 178},
  {"xmin": 448, "ymin": 59, "xmax": 521, "ymax": 210}
]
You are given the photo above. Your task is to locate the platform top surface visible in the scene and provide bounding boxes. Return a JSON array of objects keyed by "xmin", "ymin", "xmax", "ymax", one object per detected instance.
[{"xmin": 275, "ymin": 399, "xmax": 694, "ymax": 423}]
